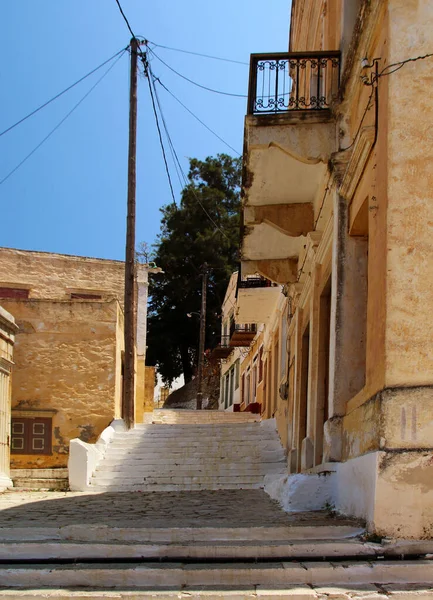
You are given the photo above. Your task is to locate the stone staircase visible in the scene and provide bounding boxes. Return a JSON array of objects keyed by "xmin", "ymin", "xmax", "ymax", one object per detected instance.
[
  {"xmin": 2, "ymin": 410, "xmax": 433, "ymax": 596},
  {"xmin": 89, "ymin": 410, "xmax": 286, "ymax": 492}
]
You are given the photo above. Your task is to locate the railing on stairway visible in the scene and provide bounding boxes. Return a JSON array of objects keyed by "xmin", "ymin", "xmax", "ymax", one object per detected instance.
[{"xmin": 247, "ymin": 51, "xmax": 340, "ymax": 115}]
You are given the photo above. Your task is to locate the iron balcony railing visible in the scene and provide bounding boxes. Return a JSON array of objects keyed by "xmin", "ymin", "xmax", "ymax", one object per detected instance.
[
  {"xmin": 248, "ymin": 51, "xmax": 340, "ymax": 115},
  {"xmin": 238, "ymin": 276, "xmax": 278, "ymax": 289},
  {"xmin": 229, "ymin": 321, "xmax": 257, "ymax": 338}
]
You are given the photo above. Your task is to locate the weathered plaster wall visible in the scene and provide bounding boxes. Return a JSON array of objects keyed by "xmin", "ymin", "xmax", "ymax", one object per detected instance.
[
  {"xmin": 385, "ymin": 0, "xmax": 433, "ymax": 387},
  {"xmin": 0, "ymin": 306, "xmax": 17, "ymax": 490},
  {"xmin": 0, "ymin": 299, "xmax": 120, "ymax": 468},
  {"xmin": 0, "ymin": 247, "xmax": 125, "ymax": 305},
  {"xmin": 136, "ymin": 364, "xmax": 155, "ymax": 423}
]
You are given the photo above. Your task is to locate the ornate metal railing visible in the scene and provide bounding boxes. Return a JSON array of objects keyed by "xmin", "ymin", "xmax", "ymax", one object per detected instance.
[
  {"xmin": 248, "ymin": 51, "xmax": 340, "ymax": 115},
  {"xmin": 230, "ymin": 321, "xmax": 257, "ymax": 338}
]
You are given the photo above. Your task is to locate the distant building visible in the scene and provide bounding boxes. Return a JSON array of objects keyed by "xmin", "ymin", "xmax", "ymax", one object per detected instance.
[{"xmin": 0, "ymin": 247, "xmax": 158, "ymax": 487}]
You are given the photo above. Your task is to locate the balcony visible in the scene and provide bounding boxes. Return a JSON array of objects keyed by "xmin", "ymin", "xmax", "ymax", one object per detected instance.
[
  {"xmin": 209, "ymin": 335, "xmax": 233, "ymax": 360},
  {"xmin": 236, "ymin": 277, "xmax": 281, "ymax": 325},
  {"xmin": 238, "ymin": 276, "xmax": 278, "ymax": 289},
  {"xmin": 241, "ymin": 52, "xmax": 340, "ymax": 284},
  {"xmin": 248, "ymin": 52, "xmax": 340, "ymax": 116},
  {"xmin": 229, "ymin": 322, "xmax": 257, "ymax": 347}
]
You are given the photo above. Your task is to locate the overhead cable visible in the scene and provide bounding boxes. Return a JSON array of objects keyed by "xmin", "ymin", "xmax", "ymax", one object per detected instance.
[
  {"xmin": 147, "ymin": 65, "xmax": 230, "ymax": 240},
  {"xmin": 145, "ymin": 60, "xmax": 177, "ymax": 205},
  {"xmin": 148, "ymin": 72, "xmax": 184, "ymax": 191},
  {"xmin": 379, "ymin": 51, "xmax": 433, "ymax": 77},
  {"xmin": 148, "ymin": 48, "xmax": 247, "ymax": 98},
  {"xmin": 113, "ymin": 0, "xmax": 136, "ymax": 39},
  {"xmin": 154, "ymin": 76, "xmax": 241, "ymax": 156},
  {"xmin": 0, "ymin": 47, "xmax": 127, "ymax": 139},
  {"xmin": 146, "ymin": 40, "xmax": 249, "ymax": 66},
  {"xmin": 0, "ymin": 50, "xmax": 127, "ymax": 185}
]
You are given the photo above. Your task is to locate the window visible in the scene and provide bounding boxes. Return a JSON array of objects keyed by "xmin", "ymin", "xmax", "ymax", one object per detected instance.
[
  {"xmin": 280, "ymin": 312, "xmax": 288, "ymax": 379},
  {"xmin": 224, "ymin": 374, "xmax": 230, "ymax": 409},
  {"xmin": 258, "ymin": 346, "xmax": 264, "ymax": 382},
  {"xmin": 229, "ymin": 368, "xmax": 235, "ymax": 407},
  {"xmin": 245, "ymin": 368, "xmax": 251, "ymax": 406},
  {"xmin": 234, "ymin": 360, "xmax": 240, "ymax": 390},
  {"xmin": 0, "ymin": 287, "xmax": 29, "ymax": 299},
  {"xmin": 11, "ymin": 417, "xmax": 52, "ymax": 455},
  {"xmin": 252, "ymin": 355, "xmax": 258, "ymax": 401}
]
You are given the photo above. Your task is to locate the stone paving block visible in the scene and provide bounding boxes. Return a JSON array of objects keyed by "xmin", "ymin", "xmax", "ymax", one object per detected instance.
[
  {"xmin": 312, "ymin": 585, "xmax": 387, "ymax": 599},
  {"xmin": 255, "ymin": 584, "xmax": 317, "ymax": 598},
  {"xmin": 381, "ymin": 584, "xmax": 433, "ymax": 599}
]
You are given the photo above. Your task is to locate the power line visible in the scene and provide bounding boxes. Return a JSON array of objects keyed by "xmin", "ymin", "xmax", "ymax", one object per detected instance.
[
  {"xmin": 379, "ymin": 51, "xmax": 433, "ymax": 77},
  {"xmin": 147, "ymin": 64, "xmax": 230, "ymax": 240},
  {"xmin": 113, "ymin": 0, "xmax": 136, "ymax": 39},
  {"xmin": 148, "ymin": 48, "xmax": 247, "ymax": 98},
  {"xmin": 0, "ymin": 50, "xmax": 127, "ymax": 186},
  {"xmin": 145, "ymin": 59, "xmax": 177, "ymax": 206},
  {"xmin": 339, "ymin": 85, "xmax": 375, "ymax": 152},
  {"xmin": 147, "ymin": 70, "xmax": 184, "ymax": 192},
  {"xmin": 155, "ymin": 76, "xmax": 241, "ymax": 156},
  {"xmin": 0, "ymin": 47, "xmax": 127, "ymax": 139},
  {"xmin": 146, "ymin": 40, "xmax": 249, "ymax": 66}
]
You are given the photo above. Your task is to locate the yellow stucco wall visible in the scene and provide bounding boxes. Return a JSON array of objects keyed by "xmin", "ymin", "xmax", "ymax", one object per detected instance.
[
  {"xmin": 1, "ymin": 298, "xmax": 120, "ymax": 469},
  {"xmin": 0, "ymin": 247, "xmax": 125, "ymax": 306}
]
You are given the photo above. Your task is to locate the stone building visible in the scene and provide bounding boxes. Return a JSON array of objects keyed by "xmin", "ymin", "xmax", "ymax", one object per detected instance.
[
  {"xmin": 214, "ymin": 0, "xmax": 433, "ymax": 538},
  {"xmin": 0, "ymin": 306, "xmax": 18, "ymax": 491},
  {"xmin": 0, "ymin": 247, "xmax": 157, "ymax": 485}
]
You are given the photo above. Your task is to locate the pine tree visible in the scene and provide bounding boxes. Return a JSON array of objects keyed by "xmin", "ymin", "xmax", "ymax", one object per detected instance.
[{"xmin": 146, "ymin": 154, "xmax": 241, "ymax": 384}]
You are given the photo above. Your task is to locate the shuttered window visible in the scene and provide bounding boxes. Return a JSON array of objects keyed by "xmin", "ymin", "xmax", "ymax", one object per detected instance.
[
  {"xmin": 11, "ymin": 417, "xmax": 52, "ymax": 455},
  {"xmin": 0, "ymin": 288, "xmax": 29, "ymax": 299}
]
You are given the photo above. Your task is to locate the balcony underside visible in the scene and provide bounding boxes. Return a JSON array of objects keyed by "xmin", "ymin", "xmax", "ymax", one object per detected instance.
[
  {"xmin": 230, "ymin": 331, "xmax": 256, "ymax": 347},
  {"xmin": 241, "ymin": 112, "xmax": 336, "ymax": 285},
  {"xmin": 236, "ymin": 285, "xmax": 282, "ymax": 325},
  {"xmin": 241, "ymin": 258, "xmax": 298, "ymax": 285},
  {"xmin": 244, "ymin": 115, "xmax": 335, "ymax": 207}
]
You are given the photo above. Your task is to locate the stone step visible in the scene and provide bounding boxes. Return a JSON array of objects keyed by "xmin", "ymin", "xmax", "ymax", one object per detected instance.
[
  {"xmin": 9, "ymin": 478, "xmax": 69, "ymax": 491},
  {"xmin": 109, "ymin": 441, "xmax": 279, "ymax": 449},
  {"xmin": 1, "ymin": 559, "xmax": 432, "ymax": 588},
  {"xmin": 2, "ymin": 585, "xmax": 433, "ymax": 600},
  {"xmin": 144, "ymin": 410, "xmax": 260, "ymax": 421},
  {"xmin": 94, "ymin": 465, "xmax": 286, "ymax": 475},
  {"xmin": 133, "ymin": 423, "xmax": 272, "ymax": 430},
  {"xmin": 87, "ymin": 482, "xmax": 265, "ymax": 491},
  {"xmin": 0, "ymin": 524, "xmax": 365, "ymax": 543},
  {"xmin": 112, "ymin": 435, "xmax": 278, "ymax": 442},
  {"xmin": 90, "ymin": 475, "xmax": 266, "ymax": 486},
  {"xmin": 100, "ymin": 455, "xmax": 286, "ymax": 466},
  {"xmin": 0, "ymin": 539, "xmax": 382, "ymax": 561}
]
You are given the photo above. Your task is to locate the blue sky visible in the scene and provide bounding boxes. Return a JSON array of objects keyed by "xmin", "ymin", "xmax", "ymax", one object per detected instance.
[{"xmin": 1, "ymin": 1, "xmax": 290, "ymax": 260}]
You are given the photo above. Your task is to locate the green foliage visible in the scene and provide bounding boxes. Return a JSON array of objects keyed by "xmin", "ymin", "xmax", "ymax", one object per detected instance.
[{"xmin": 145, "ymin": 154, "xmax": 241, "ymax": 385}]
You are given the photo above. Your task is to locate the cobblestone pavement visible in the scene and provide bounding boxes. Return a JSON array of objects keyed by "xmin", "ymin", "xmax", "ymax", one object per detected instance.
[{"xmin": 0, "ymin": 489, "xmax": 356, "ymax": 528}]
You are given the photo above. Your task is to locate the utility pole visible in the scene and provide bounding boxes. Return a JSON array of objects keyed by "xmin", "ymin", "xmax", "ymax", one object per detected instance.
[
  {"xmin": 196, "ymin": 264, "xmax": 208, "ymax": 410},
  {"xmin": 123, "ymin": 37, "xmax": 139, "ymax": 429}
]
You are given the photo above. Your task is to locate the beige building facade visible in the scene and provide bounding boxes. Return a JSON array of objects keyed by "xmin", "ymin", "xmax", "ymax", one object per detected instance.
[
  {"xmin": 0, "ymin": 247, "xmax": 156, "ymax": 478},
  {"xmin": 220, "ymin": 0, "xmax": 433, "ymax": 538}
]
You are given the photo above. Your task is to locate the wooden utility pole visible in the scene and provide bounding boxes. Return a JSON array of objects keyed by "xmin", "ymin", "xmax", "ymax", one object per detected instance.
[
  {"xmin": 196, "ymin": 264, "xmax": 208, "ymax": 410},
  {"xmin": 122, "ymin": 37, "xmax": 139, "ymax": 429}
]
